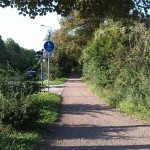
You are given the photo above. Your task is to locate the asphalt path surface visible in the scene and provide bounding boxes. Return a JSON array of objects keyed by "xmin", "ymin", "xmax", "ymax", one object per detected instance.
[{"xmin": 42, "ymin": 76, "xmax": 150, "ymax": 150}]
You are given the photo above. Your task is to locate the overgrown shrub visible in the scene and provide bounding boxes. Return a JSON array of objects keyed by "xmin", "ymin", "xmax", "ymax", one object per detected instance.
[
  {"xmin": 83, "ymin": 20, "xmax": 150, "ymax": 119},
  {"xmin": 0, "ymin": 91, "xmax": 40, "ymax": 128},
  {"xmin": 0, "ymin": 92, "xmax": 61, "ymax": 150},
  {"xmin": 0, "ymin": 66, "xmax": 41, "ymax": 128},
  {"xmin": 49, "ymin": 65, "xmax": 60, "ymax": 80}
]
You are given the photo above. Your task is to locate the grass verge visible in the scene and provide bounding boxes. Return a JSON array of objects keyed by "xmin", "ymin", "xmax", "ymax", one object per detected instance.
[
  {"xmin": 85, "ymin": 80, "xmax": 150, "ymax": 122},
  {"xmin": 0, "ymin": 92, "xmax": 61, "ymax": 150},
  {"xmin": 43, "ymin": 78, "xmax": 67, "ymax": 85}
]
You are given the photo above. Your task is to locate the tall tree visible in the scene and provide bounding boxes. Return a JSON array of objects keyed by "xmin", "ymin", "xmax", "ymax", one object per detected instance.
[
  {"xmin": 0, "ymin": 36, "xmax": 8, "ymax": 66},
  {"xmin": 5, "ymin": 38, "xmax": 23, "ymax": 71},
  {"xmin": 52, "ymin": 12, "xmax": 86, "ymax": 73},
  {"xmin": 5, "ymin": 38, "xmax": 36, "ymax": 73}
]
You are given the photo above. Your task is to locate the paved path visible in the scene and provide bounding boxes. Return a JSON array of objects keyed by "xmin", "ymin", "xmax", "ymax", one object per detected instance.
[
  {"xmin": 42, "ymin": 84, "xmax": 65, "ymax": 95},
  {"xmin": 42, "ymin": 77, "xmax": 150, "ymax": 150}
]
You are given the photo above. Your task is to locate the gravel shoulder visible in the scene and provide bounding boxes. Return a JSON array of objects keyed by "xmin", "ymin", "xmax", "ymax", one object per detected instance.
[{"xmin": 42, "ymin": 76, "xmax": 150, "ymax": 150}]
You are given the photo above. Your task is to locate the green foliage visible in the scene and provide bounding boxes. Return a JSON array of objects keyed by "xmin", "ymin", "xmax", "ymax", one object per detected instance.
[
  {"xmin": 0, "ymin": 65, "xmax": 41, "ymax": 128},
  {"xmin": 0, "ymin": 37, "xmax": 36, "ymax": 73},
  {"xmin": 0, "ymin": 126, "xmax": 40, "ymax": 150},
  {"xmin": 50, "ymin": 65, "xmax": 60, "ymax": 80},
  {"xmin": 5, "ymin": 38, "xmax": 36, "ymax": 73},
  {"xmin": 31, "ymin": 92, "xmax": 60, "ymax": 124},
  {"xmin": 52, "ymin": 12, "xmax": 86, "ymax": 75},
  {"xmin": 83, "ymin": 20, "xmax": 150, "ymax": 120},
  {"xmin": 0, "ymin": 86, "xmax": 40, "ymax": 129},
  {"xmin": 0, "ymin": 36, "xmax": 8, "ymax": 65},
  {"xmin": 43, "ymin": 78, "xmax": 67, "ymax": 85},
  {"xmin": 0, "ymin": 0, "xmax": 149, "ymax": 19},
  {"xmin": 0, "ymin": 92, "xmax": 61, "ymax": 150}
]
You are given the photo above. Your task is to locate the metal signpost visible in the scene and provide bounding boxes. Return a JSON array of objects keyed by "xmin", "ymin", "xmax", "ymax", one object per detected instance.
[
  {"xmin": 41, "ymin": 24, "xmax": 55, "ymax": 92},
  {"xmin": 44, "ymin": 40, "xmax": 55, "ymax": 92}
]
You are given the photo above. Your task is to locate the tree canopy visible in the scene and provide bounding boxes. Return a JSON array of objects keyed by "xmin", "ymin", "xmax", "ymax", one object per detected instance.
[
  {"xmin": 0, "ymin": 0, "xmax": 149, "ymax": 19},
  {"xmin": 0, "ymin": 37, "xmax": 36, "ymax": 73}
]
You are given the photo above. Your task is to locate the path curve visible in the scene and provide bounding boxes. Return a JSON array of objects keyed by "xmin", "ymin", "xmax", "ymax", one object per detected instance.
[{"xmin": 43, "ymin": 76, "xmax": 150, "ymax": 150}]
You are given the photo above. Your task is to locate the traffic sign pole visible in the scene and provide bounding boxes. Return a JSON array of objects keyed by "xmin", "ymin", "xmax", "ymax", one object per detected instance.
[
  {"xmin": 41, "ymin": 25, "xmax": 55, "ymax": 93},
  {"xmin": 47, "ymin": 53, "xmax": 52, "ymax": 92},
  {"xmin": 48, "ymin": 56, "xmax": 50, "ymax": 92},
  {"xmin": 43, "ymin": 39, "xmax": 55, "ymax": 92},
  {"xmin": 41, "ymin": 49, "xmax": 44, "ymax": 88}
]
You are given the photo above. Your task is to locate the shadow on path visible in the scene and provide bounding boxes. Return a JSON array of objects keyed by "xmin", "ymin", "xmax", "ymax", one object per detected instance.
[
  {"xmin": 61, "ymin": 103, "xmax": 113, "ymax": 116},
  {"xmin": 49, "ymin": 144, "xmax": 150, "ymax": 150},
  {"xmin": 41, "ymin": 76, "xmax": 150, "ymax": 150},
  {"xmin": 50, "ymin": 124, "xmax": 150, "ymax": 140},
  {"xmin": 44, "ymin": 123, "xmax": 150, "ymax": 150}
]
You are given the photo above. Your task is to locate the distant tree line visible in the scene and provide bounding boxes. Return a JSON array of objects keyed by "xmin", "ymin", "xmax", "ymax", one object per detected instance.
[{"xmin": 0, "ymin": 36, "xmax": 36, "ymax": 74}]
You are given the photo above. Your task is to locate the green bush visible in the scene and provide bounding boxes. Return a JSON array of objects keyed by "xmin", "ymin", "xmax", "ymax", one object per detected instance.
[
  {"xmin": 0, "ymin": 93, "xmax": 40, "ymax": 129},
  {"xmin": 0, "ymin": 67, "xmax": 41, "ymax": 129},
  {"xmin": 83, "ymin": 21, "xmax": 121, "ymax": 86},
  {"xmin": 0, "ymin": 126, "xmax": 40, "ymax": 150},
  {"xmin": 49, "ymin": 65, "xmax": 61, "ymax": 80},
  {"xmin": 83, "ymin": 20, "xmax": 150, "ymax": 120},
  {"xmin": 0, "ymin": 92, "xmax": 61, "ymax": 150}
]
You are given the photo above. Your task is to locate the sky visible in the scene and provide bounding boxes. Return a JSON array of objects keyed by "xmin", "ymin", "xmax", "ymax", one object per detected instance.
[{"xmin": 0, "ymin": 7, "xmax": 61, "ymax": 51}]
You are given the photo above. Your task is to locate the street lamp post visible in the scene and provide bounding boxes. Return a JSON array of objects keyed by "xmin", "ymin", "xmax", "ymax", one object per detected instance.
[{"xmin": 41, "ymin": 24, "xmax": 52, "ymax": 41}]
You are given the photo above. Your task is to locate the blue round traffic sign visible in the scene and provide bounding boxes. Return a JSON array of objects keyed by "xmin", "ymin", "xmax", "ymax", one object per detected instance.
[{"xmin": 44, "ymin": 41, "xmax": 55, "ymax": 52}]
